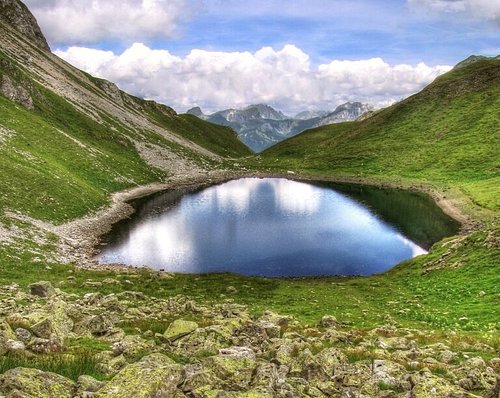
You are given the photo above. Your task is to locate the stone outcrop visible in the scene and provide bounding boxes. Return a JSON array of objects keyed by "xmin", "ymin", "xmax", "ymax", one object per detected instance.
[
  {"xmin": 95, "ymin": 354, "xmax": 183, "ymax": 398},
  {"xmin": 0, "ymin": 0, "xmax": 50, "ymax": 51}
]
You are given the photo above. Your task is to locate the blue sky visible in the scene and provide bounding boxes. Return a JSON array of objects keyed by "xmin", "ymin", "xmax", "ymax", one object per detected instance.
[
  {"xmin": 73, "ymin": 0, "xmax": 500, "ymax": 65},
  {"xmin": 25, "ymin": 0, "xmax": 500, "ymax": 113},
  {"xmin": 170, "ymin": 0, "xmax": 499, "ymax": 65}
]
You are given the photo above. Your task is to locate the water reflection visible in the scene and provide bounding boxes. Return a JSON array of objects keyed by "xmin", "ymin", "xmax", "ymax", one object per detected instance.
[{"xmin": 98, "ymin": 178, "xmax": 458, "ymax": 276}]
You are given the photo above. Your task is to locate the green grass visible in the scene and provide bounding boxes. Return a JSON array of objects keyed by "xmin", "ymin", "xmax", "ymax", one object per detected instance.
[
  {"xmin": 0, "ymin": 351, "xmax": 106, "ymax": 381},
  {"xmin": 147, "ymin": 111, "xmax": 253, "ymax": 158}
]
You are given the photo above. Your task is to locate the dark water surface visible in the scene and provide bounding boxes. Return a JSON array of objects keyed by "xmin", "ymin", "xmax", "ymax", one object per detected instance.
[{"xmin": 97, "ymin": 178, "xmax": 460, "ymax": 276}]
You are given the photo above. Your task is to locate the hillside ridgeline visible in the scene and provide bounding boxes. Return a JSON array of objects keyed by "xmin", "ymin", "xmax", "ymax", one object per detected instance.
[
  {"xmin": 261, "ymin": 57, "xmax": 500, "ymax": 212},
  {"xmin": 0, "ymin": 2, "xmax": 251, "ymax": 225}
]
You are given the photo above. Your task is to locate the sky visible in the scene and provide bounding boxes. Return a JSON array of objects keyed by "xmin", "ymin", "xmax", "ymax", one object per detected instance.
[{"xmin": 24, "ymin": 0, "xmax": 500, "ymax": 114}]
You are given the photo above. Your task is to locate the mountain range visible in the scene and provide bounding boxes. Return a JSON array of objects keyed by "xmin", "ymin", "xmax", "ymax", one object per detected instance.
[{"xmin": 187, "ymin": 102, "xmax": 372, "ymax": 152}]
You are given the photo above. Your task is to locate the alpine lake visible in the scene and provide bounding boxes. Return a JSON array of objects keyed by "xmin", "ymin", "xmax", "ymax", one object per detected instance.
[{"xmin": 97, "ymin": 178, "xmax": 460, "ymax": 277}]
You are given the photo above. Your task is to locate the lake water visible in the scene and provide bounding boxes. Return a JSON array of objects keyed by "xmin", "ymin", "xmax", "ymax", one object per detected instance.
[{"xmin": 97, "ymin": 178, "xmax": 460, "ymax": 277}]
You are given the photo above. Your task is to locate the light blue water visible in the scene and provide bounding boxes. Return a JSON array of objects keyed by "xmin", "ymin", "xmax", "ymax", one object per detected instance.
[{"xmin": 98, "ymin": 178, "xmax": 457, "ymax": 277}]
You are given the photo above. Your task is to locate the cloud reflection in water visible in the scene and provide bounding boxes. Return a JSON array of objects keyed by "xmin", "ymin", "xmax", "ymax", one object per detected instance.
[{"xmin": 99, "ymin": 178, "xmax": 429, "ymax": 276}]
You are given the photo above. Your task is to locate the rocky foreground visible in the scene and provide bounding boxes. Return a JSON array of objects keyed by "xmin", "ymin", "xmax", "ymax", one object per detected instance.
[{"xmin": 0, "ymin": 280, "xmax": 498, "ymax": 398}]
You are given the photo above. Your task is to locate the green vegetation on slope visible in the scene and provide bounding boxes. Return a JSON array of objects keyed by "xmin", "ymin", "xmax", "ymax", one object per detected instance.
[
  {"xmin": 0, "ymin": 49, "xmax": 249, "ymax": 223},
  {"xmin": 146, "ymin": 110, "xmax": 253, "ymax": 158},
  {"xmin": 261, "ymin": 58, "xmax": 500, "ymax": 211}
]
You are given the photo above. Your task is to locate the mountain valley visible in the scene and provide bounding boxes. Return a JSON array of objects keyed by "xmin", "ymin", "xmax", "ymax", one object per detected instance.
[{"xmin": 0, "ymin": 1, "xmax": 498, "ymax": 397}]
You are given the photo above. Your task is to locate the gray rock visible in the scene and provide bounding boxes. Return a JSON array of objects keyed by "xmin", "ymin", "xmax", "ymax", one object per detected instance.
[
  {"xmin": 219, "ymin": 346, "xmax": 256, "ymax": 360},
  {"xmin": 27, "ymin": 337, "xmax": 63, "ymax": 354},
  {"xmin": 0, "ymin": 320, "xmax": 16, "ymax": 355},
  {"xmin": 0, "ymin": 367, "xmax": 74, "ymax": 397},
  {"xmin": 6, "ymin": 339, "xmax": 25, "ymax": 353},
  {"xmin": 0, "ymin": 74, "xmax": 34, "ymax": 110},
  {"xmin": 31, "ymin": 318, "xmax": 53, "ymax": 339},
  {"xmin": 164, "ymin": 319, "xmax": 198, "ymax": 342},
  {"xmin": 29, "ymin": 281, "xmax": 56, "ymax": 298},
  {"xmin": 320, "ymin": 315, "xmax": 338, "ymax": 328},
  {"xmin": 95, "ymin": 353, "xmax": 183, "ymax": 398},
  {"xmin": 15, "ymin": 327, "xmax": 32, "ymax": 342},
  {"xmin": 371, "ymin": 360, "xmax": 407, "ymax": 390},
  {"xmin": 76, "ymin": 375, "xmax": 105, "ymax": 394},
  {"xmin": 202, "ymin": 353, "xmax": 256, "ymax": 390},
  {"xmin": 0, "ymin": 0, "xmax": 50, "ymax": 51}
]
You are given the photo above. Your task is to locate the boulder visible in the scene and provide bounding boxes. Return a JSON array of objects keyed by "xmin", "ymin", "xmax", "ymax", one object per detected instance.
[
  {"xmin": 47, "ymin": 298, "xmax": 74, "ymax": 338},
  {"xmin": 111, "ymin": 335, "xmax": 155, "ymax": 359},
  {"xmin": 29, "ymin": 281, "xmax": 56, "ymax": 298},
  {"xmin": 314, "ymin": 347, "xmax": 347, "ymax": 376},
  {"xmin": 251, "ymin": 362, "xmax": 289, "ymax": 391},
  {"xmin": 0, "ymin": 367, "xmax": 74, "ymax": 398},
  {"xmin": 0, "ymin": 320, "xmax": 16, "ymax": 355},
  {"xmin": 259, "ymin": 311, "xmax": 292, "ymax": 328},
  {"xmin": 27, "ymin": 337, "xmax": 63, "ymax": 354},
  {"xmin": 164, "ymin": 319, "xmax": 198, "ymax": 342},
  {"xmin": 219, "ymin": 346, "xmax": 256, "ymax": 360},
  {"xmin": 99, "ymin": 353, "xmax": 128, "ymax": 375},
  {"xmin": 173, "ymin": 324, "xmax": 233, "ymax": 357},
  {"xmin": 95, "ymin": 353, "xmax": 183, "ymax": 397},
  {"xmin": 15, "ymin": 327, "xmax": 32, "ymax": 343},
  {"xmin": 31, "ymin": 318, "xmax": 53, "ymax": 339},
  {"xmin": 202, "ymin": 353, "xmax": 256, "ymax": 390},
  {"xmin": 410, "ymin": 372, "xmax": 474, "ymax": 398},
  {"xmin": 289, "ymin": 349, "xmax": 329, "ymax": 382},
  {"xmin": 6, "ymin": 339, "xmax": 26, "ymax": 353},
  {"xmin": 320, "ymin": 315, "xmax": 338, "ymax": 328},
  {"xmin": 181, "ymin": 363, "xmax": 223, "ymax": 394},
  {"xmin": 75, "ymin": 375, "xmax": 105, "ymax": 396},
  {"xmin": 371, "ymin": 359, "xmax": 408, "ymax": 390},
  {"xmin": 77, "ymin": 314, "xmax": 115, "ymax": 337}
]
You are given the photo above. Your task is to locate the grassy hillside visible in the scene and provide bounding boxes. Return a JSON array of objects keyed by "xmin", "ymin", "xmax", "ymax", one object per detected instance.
[
  {"xmin": 147, "ymin": 112, "xmax": 253, "ymax": 158},
  {"xmin": 0, "ymin": 39, "xmax": 249, "ymax": 223},
  {"xmin": 261, "ymin": 58, "xmax": 500, "ymax": 211}
]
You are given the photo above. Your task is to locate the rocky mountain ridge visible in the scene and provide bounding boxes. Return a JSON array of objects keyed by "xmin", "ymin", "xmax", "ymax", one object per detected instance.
[
  {"xmin": 187, "ymin": 102, "xmax": 372, "ymax": 152},
  {"xmin": 0, "ymin": 0, "xmax": 50, "ymax": 51}
]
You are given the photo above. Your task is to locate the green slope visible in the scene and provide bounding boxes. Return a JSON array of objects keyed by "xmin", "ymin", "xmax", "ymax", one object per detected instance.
[
  {"xmin": 145, "ymin": 111, "xmax": 253, "ymax": 158},
  {"xmin": 262, "ymin": 58, "xmax": 500, "ymax": 211},
  {"xmin": 0, "ymin": 45, "xmax": 249, "ymax": 223}
]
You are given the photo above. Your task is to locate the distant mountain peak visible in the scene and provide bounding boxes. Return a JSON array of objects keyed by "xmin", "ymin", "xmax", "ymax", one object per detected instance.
[
  {"xmin": 0, "ymin": 0, "xmax": 50, "ymax": 51},
  {"xmin": 187, "ymin": 106, "xmax": 205, "ymax": 117},
  {"xmin": 242, "ymin": 104, "xmax": 288, "ymax": 121},
  {"xmin": 186, "ymin": 101, "xmax": 372, "ymax": 152}
]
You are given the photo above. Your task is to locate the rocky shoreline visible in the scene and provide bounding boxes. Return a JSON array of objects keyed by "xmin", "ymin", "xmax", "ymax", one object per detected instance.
[{"xmin": 0, "ymin": 281, "xmax": 498, "ymax": 397}]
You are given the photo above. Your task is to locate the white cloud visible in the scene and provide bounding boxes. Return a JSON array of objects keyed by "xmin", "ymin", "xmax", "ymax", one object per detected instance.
[
  {"xmin": 24, "ymin": 0, "xmax": 195, "ymax": 44},
  {"xmin": 55, "ymin": 43, "xmax": 451, "ymax": 113},
  {"xmin": 408, "ymin": 0, "xmax": 500, "ymax": 26}
]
